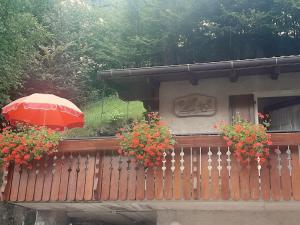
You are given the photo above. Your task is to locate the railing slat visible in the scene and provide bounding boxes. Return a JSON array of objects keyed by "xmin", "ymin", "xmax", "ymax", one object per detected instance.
[
  {"xmin": 127, "ymin": 158, "xmax": 137, "ymax": 200},
  {"xmin": 26, "ymin": 161, "xmax": 37, "ymax": 201},
  {"xmin": 211, "ymin": 147, "xmax": 220, "ymax": 200},
  {"xmin": 281, "ymin": 146, "xmax": 292, "ymax": 201},
  {"xmin": 118, "ymin": 156, "xmax": 129, "ymax": 201},
  {"xmin": 1, "ymin": 165, "xmax": 13, "ymax": 201},
  {"xmin": 10, "ymin": 165, "xmax": 21, "ymax": 201},
  {"xmin": 93, "ymin": 152, "xmax": 103, "ymax": 200},
  {"xmin": 201, "ymin": 147, "xmax": 209, "ymax": 200},
  {"xmin": 84, "ymin": 153, "xmax": 96, "ymax": 201},
  {"xmin": 183, "ymin": 148, "xmax": 191, "ymax": 200},
  {"xmin": 67, "ymin": 154, "xmax": 78, "ymax": 201},
  {"xmin": 249, "ymin": 161, "xmax": 260, "ymax": 200},
  {"xmin": 109, "ymin": 155, "xmax": 120, "ymax": 201},
  {"xmin": 192, "ymin": 148, "xmax": 200, "ymax": 200},
  {"xmin": 76, "ymin": 154, "xmax": 88, "ymax": 200},
  {"xmin": 17, "ymin": 167, "xmax": 28, "ymax": 202},
  {"xmin": 221, "ymin": 148, "xmax": 230, "ymax": 200},
  {"xmin": 163, "ymin": 154, "xmax": 172, "ymax": 200},
  {"xmin": 58, "ymin": 155, "xmax": 70, "ymax": 201},
  {"xmin": 260, "ymin": 157, "xmax": 271, "ymax": 201},
  {"xmin": 230, "ymin": 156, "xmax": 240, "ymax": 201},
  {"xmin": 270, "ymin": 147, "xmax": 281, "ymax": 201},
  {"xmin": 42, "ymin": 157, "xmax": 53, "ymax": 201},
  {"xmin": 173, "ymin": 149, "xmax": 181, "ymax": 200},
  {"xmin": 155, "ymin": 166, "xmax": 163, "ymax": 200},
  {"xmin": 34, "ymin": 160, "xmax": 45, "ymax": 201},
  {"xmin": 136, "ymin": 165, "xmax": 145, "ymax": 200},
  {"xmin": 146, "ymin": 167, "xmax": 155, "ymax": 200},
  {"xmin": 291, "ymin": 145, "xmax": 300, "ymax": 200},
  {"xmin": 100, "ymin": 153, "xmax": 112, "ymax": 201},
  {"xmin": 50, "ymin": 155, "xmax": 62, "ymax": 201},
  {"xmin": 240, "ymin": 162, "xmax": 250, "ymax": 201}
]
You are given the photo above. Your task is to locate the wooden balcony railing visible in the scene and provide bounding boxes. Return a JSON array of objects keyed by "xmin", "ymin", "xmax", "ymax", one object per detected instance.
[{"xmin": 1, "ymin": 133, "xmax": 300, "ymax": 202}]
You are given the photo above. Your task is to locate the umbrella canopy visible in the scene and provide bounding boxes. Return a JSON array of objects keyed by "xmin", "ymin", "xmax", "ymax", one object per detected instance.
[{"xmin": 2, "ymin": 93, "xmax": 84, "ymax": 130}]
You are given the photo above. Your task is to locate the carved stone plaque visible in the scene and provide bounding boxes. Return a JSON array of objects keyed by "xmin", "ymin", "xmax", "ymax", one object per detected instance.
[{"xmin": 174, "ymin": 94, "xmax": 217, "ymax": 117}]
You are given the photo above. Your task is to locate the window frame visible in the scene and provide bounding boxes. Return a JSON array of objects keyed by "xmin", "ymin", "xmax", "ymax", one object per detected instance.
[{"xmin": 254, "ymin": 89, "xmax": 300, "ymax": 131}]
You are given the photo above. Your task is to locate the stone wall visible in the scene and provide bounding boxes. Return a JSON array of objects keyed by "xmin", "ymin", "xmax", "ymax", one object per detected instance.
[{"xmin": 159, "ymin": 72, "xmax": 300, "ymax": 134}]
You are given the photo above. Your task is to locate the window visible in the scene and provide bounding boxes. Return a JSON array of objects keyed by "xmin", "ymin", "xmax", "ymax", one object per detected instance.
[{"xmin": 257, "ymin": 96, "xmax": 300, "ymax": 132}]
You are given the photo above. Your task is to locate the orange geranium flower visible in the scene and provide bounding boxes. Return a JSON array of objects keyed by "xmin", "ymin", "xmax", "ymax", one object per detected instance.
[
  {"xmin": 116, "ymin": 112, "xmax": 175, "ymax": 167},
  {"xmin": 215, "ymin": 114, "xmax": 271, "ymax": 165},
  {"xmin": 0, "ymin": 123, "xmax": 61, "ymax": 169}
]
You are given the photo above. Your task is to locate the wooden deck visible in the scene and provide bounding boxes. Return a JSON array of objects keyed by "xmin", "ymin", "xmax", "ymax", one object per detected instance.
[{"xmin": 1, "ymin": 133, "xmax": 300, "ymax": 202}]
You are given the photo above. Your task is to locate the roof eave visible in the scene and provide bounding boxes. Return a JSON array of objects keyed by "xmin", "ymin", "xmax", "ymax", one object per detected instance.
[{"xmin": 98, "ymin": 55, "xmax": 300, "ymax": 81}]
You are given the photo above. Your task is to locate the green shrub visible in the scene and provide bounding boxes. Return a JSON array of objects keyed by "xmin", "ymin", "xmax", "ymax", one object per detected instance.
[{"xmin": 64, "ymin": 96, "xmax": 145, "ymax": 138}]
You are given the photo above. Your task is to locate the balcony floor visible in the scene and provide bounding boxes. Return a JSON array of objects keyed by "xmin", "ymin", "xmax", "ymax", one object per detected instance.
[{"xmin": 15, "ymin": 201, "xmax": 300, "ymax": 225}]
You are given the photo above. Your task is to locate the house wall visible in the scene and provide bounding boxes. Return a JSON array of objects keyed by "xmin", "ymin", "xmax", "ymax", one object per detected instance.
[{"xmin": 159, "ymin": 73, "xmax": 300, "ymax": 134}]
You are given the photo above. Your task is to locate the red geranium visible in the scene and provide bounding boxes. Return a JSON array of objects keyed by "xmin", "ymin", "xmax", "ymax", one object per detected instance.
[
  {"xmin": 0, "ymin": 123, "xmax": 61, "ymax": 169},
  {"xmin": 116, "ymin": 112, "xmax": 175, "ymax": 167},
  {"xmin": 215, "ymin": 114, "xmax": 272, "ymax": 164}
]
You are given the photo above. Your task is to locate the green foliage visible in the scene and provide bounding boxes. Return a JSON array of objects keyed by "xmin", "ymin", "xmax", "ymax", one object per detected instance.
[
  {"xmin": 64, "ymin": 96, "xmax": 146, "ymax": 137},
  {"xmin": 0, "ymin": 0, "xmax": 48, "ymax": 107},
  {"xmin": 114, "ymin": 0, "xmax": 300, "ymax": 65},
  {"xmin": 2, "ymin": 0, "xmax": 300, "ymax": 121}
]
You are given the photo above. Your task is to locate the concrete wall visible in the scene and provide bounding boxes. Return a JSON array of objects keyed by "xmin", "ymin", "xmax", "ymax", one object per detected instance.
[
  {"xmin": 0, "ymin": 203, "xmax": 36, "ymax": 225},
  {"xmin": 157, "ymin": 210, "xmax": 300, "ymax": 225},
  {"xmin": 159, "ymin": 73, "xmax": 300, "ymax": 134},
  {"xmin": 35, "ymin": 211, "xmax": 69, "ymax": 225}
]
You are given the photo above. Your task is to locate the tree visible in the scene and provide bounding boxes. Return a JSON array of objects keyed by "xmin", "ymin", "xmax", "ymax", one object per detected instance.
[
  {"xmin": 2, "ymin": 0, "xmax": 300, "ymax": 109},
  {"xmin": 0, "ymin": 0, "xmax": 48, "ymax": 107}
]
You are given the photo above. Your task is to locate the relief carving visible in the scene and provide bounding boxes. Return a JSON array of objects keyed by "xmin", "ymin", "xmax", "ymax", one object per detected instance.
[{"xmin": 174, "ymin": 94, "xmax": 217, "ymax": 117}]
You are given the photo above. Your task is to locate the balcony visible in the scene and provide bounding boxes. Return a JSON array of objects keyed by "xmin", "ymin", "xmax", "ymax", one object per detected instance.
[{"xmin": 1, "ymin": 133, "xmax": 300, "ymax": 203}]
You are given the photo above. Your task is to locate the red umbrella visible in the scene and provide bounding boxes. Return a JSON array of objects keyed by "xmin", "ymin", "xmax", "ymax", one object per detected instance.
[{"xmin": 2, "ymin": 93, "xmax": 84, "ymax": 130}]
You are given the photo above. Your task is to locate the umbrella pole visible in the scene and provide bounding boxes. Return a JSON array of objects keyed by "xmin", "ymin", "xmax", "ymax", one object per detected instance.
[{"xmin": 43, "ymin": 110, "xmax": 46, "ymax": 127}]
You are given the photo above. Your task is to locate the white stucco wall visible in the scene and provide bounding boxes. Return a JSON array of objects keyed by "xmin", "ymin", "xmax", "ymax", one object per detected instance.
[{"xmin": 159, "ymin": 73, "xmax": 300, "ymax": 134}]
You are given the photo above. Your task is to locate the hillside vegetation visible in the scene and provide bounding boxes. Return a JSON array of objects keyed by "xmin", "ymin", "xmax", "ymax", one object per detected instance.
[{"xmin": 64, "ymin": 96, "xmax": 145, "ymax": 137}]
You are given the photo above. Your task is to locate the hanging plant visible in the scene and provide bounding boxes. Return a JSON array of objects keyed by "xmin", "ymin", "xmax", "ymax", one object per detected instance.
[
  {"xmin": 0, "ymin": 123, "xmax": 61, "ymax": 169},
  {"xmin": 215, "ymin": 114, "xmax": 272, "ymax": 164},
  {"xmin": 258, "ymin": 112, "xmax": 272, "ymax": 130},
  {"xmin": 116, "ymin": 112, "xmax": 175, "ymax": 167}
]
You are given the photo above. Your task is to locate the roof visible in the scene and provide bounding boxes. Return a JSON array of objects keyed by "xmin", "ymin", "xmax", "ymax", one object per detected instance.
[
  {"xmin": 98, "ymin": 55, "xmax": 300, "ymax": 81},
  {"xmin": 98, "ymin": 55, "xmax": 300, "ymax": 105}
]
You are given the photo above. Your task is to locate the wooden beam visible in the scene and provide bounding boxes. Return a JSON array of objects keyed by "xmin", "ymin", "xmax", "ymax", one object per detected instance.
[
  {"xmin": 229, "ymin": 70, "xmax": 238, "ymax": 82},
  {"xmin": 59, "ymin": 133, "xmax": 300, "ymax": 152},
  {"xmin": 270, "ymin": 67, "xmax": 280, "ymax": 80},
  {"xmin": 189, "ymin": 74, "xmax": 199, "ymax": 86}
]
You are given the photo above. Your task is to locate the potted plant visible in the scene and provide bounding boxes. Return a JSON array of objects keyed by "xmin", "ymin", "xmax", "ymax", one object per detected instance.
[
  {"xmin": 116, "ymin": 112, "xmax": 175, "ymax": 167},
  {"xmin": 0, "ymin": 123, "xmax": 61, "ymax": 169},
  {"xmin": 258, "ymin": 112, "xmax": 272, "ymax": 130},
  {"xmin": 216, "ymin": 114, "xmax": 272, "ymax": 164}
]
